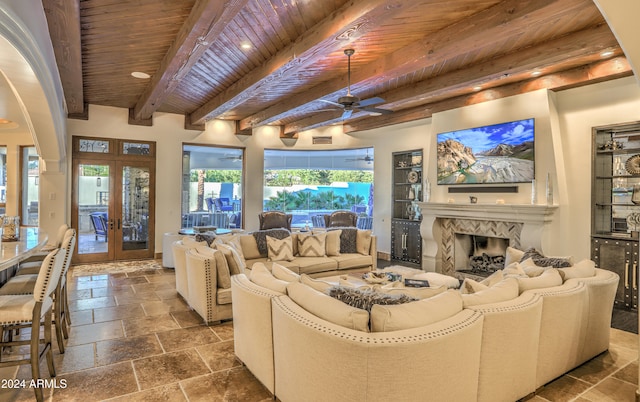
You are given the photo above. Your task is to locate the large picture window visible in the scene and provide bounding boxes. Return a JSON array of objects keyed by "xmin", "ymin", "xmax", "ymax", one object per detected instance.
[
  {"xmin": 21, "ymin": 146, "xmax": 38, "ymax": 226},
  {"xmin": 181, "ymin": 144, "xmax": 244, "ymax": 229},
  {"xmin": 263, "ymin": 148, "xmax": 374, "ymax": 229}
]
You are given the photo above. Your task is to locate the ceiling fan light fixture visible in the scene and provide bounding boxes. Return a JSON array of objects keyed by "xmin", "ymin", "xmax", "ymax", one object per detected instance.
[
  {"xmin": 600, "ymin": 50, "xmax": 614, "ymax": 58},
  {"xmin": 131, "ymin": 71, "xmax": 151, "ymax": 79},
  {"xmin": 240, "ymin": 42, "xmax": 252, "ymax": 50}
]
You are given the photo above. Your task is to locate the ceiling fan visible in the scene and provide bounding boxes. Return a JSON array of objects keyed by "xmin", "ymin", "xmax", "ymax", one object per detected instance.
[
  {"xmin": 318, "ymin": 49, "xmax": 393, "ymax": 120},
  {"xmin": 345, "ymin": 149, "xmax": 374, "ymax": 164}
]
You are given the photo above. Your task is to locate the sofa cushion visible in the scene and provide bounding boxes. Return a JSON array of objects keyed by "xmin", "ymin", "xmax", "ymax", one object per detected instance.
[
  {"xmin": 503, "ymin": 262, "xmax": 528, "ymax": 278},
  {"xmin": 182, "ymin": 236, "xmax": 207, "ymax": 248},
  {"xmin": 324, "ymin": 230, "xmax": 342, "ymax": 256},
  {"xmin": 239, "ymin": 234, "xmax": 262, "ymax": 260},
  {"xmin": 217, "ymin": 234, "xmax": 246, "ymax": 263},
  {"xmin": 271, "ymin": 262, "xmax": 300, "ymax": 282},
  {"xmin": 517, "ymin": 268, "xmax": 563, "ymax": 293},
  {"xmin": 328, "ymin": 227, "xmax": 358, "ymax": 253},
  {"xmin": 520, "ymin": 247, "xmax": 572, "ymax": 268},
  {"xmin": 409, "ymin": 272, "xmax": 460, "ymax": 289},
  {"xmin": 216, "ymin": 243, "xmax": 245, "ymax": 275},
  {"xmin": 356, "ymin": 230, "xmax": 372, "ymax": 255},
  {"xmin": 253, "ymin": 229, "xmax": 291, "ymax": 257},
  {"xmin": 331, "ymin": 253, "xmax": 373, "ymax": 270},
  {"xmin": 480, "ymin": 269, "xmax": 504, "ymax": 287},
  {"xmin": 194, "ymin": 246, "xmax": 231, "ymax": 289},
  {"xmin": 559, "ymin": 259, "xmax": 596, "ymax": 280},
  {"xmin": 328, "ymin": 286, "xmax": 418, "ymax": 312},
  {"xmin": 370, "ymin": 290, "xmax": 463, "ymax": 332},
  {"xmin": 286, "ymin": 282, "xmax": 370, "ymax": 332},
  {"xmin": 217, "ymin": 288, "xmax": 233, "ymax": 305},
  {"xmin": 249, "ymin": 263, "xmax": 288, "ymax": 293},
  {"xmin": 294, "ymin": 257, "xmax": 338, "ymax": 275},
  {"xmin": 520, "ymin": 258, "xmax": 546, "ymax": 277},
  {"xmin": 300, "ymin": 274, "xmax": 333, "ymax": 293},
  {"xmin": 461, "ymin": 277, "xmax": 519, "ymax": 307},
  {"xmin": 379, "ymin": 284, "xmax": 448, "ymax": 299},
  {"xmin": 267, "ymin": 235, "xmax": 295, "ymax": 262},
  {"xmin": 297, "ymin": 233, "xmax": 327, "ymax": 257}
]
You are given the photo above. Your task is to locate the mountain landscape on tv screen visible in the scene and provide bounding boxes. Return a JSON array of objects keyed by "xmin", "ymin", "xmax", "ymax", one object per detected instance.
[{"xmin": 437, "ymin": 120, "xmax": 534, "ymax": 184}]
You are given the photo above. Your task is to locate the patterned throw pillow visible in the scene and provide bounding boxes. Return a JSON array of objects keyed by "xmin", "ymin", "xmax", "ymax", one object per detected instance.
[
  {"xmin": 266, "ymin": 235, "xmax": 294, "ymax": 262},
  {"xmin": 327, "ymin": 227, "xmax": 358, "ymax": 254},
  {"xmin": 297, "ymin": 233, "xmax": 327, "ymax": 257},
  {"xmin": 520, "ymin": 248, "xmax": 572, "ymax": 268},
  {"xmin": 252, "ymin": 229, "xmax": 291, "ymax": 257},
  {"xmin": 328, "ymin": 286, "xmax": 418, "ymax": 312}
]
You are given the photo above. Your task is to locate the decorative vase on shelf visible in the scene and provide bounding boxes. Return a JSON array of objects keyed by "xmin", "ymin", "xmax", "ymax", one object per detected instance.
[
  {"xmin": 545, "ymin": 173, "xmax": 553, "ymax": 206},
  {"xmin": 408, "ymin": 187, "xmax": 415, "ymax": 200}
]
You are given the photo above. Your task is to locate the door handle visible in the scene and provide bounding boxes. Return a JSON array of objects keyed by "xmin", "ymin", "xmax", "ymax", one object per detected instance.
[
  {"xmin": 109, "ymin": 219, "xmax": 114, "ymax": 230},
  {"xmin": 625, "ymin": 262, "xmax": 630, "ymax": 289},
  {"xmin": 633, "ymin": 262, "xmax": 637, "ymax": 291},
  {"xmin": 117, "ymin": 218, "xmax": 121, "ymax": 230}
]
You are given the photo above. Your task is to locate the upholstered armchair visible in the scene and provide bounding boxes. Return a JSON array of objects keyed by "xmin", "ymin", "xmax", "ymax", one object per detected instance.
[
  {"xmin": 258, "ymin": 211, "xmax": 292, "ymax": 230},
  {"xmin": 324, "ymin": 210, "xmax": 358, "ymax": 228}
]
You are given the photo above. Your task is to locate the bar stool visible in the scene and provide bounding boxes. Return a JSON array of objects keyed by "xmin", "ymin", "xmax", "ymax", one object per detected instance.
[
  {"xmin": 0, "ymin": 248, "xmax": 65, "ymax": 402},
  {"xmin": 0, "ymin": 229, "xmax": 76, "ymax": 352},
  {"xmin": 16, "ymin": 223, "xmax": 69, "ymax": 273}
]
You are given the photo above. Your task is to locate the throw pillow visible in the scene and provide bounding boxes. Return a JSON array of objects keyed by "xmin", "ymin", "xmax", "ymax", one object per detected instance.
[
  {"xmin": 216, "ymin": 243, "xmax": 245, "ymax": 275},
  {"xmin": 248, "ymin": 263, "xmax": 288, "ymax": 293},
  {"xmin": 460, "ymin": 278, "xmax": 488, "ymax": 294},
  {"xmin": 194, "ymin": 231, "xmax": 217, "ymax": 246},
  {"xmin": 297, "ymin": 233, "xmax": 327, "ymax": 257},
  {"xmin": 266, "ymin": 235, "xmax": 294, "ymax": 262},
  {"xmin": 328, "ymin": 286, "xmax": 418, "ymax": 312},
  {"xmin": 520, "ymin": 248, "xmax": 572, "ymax": 268},
  {"xmin": 286, "ymin": 282, "xmax": 370, "ymax": 332},
  {"xmin": 370, "ymin": 290, "xmax": 463, "ymax": 332},
  {"xmin": 217, "ymin": 234, "xmax": 246, "ymax": 263},
  {"xmin": 271, "ymin": 262, "xmax": 300, "ymax": 282},
  {"xmin": 253, "ymin": 229, "xmax": 291, "ymax": 257},
  {"xmin": 517, "ymin": 268, "xmax": 563, "ymax": 293},
  {"xmin": 194, "ymin": 246, "xmax": 231, "ymax": 289},
  {"xmin": 559, "ymin": 259, "xmax": 596, "ymax": 280},
  {"xmin": 300, "ymin": 274, "xmax": 333, "ymax": 293},
  {"xmin": 520, "ymin": 258, "xmax": 546, "ymax": 277},
  {"xmin": 356, "ymin": 230, "xmax": 372, "ymax": 255},
  {"xmin": 409, "ymin": 272, "xmax": 461, "ymax": 289},
  {"xmin": 239, "ymin": 234, "xmax": 261, "ymax": 260},
  {"xmin": 461, "ymin": 277, "xmax": 519, "ymax": 307},
  {"xmin": 324, "ymin": 230, "xmax": 342, "ymax": 256},
  {"xmin": 503, "ymin": 262, "xmax": 527, "ymax": 278},
  {"xmin": 328, "ymin": 227, "xmax": 358, "ymax": 254},
  {"xmin": 182, "ymin": 236, "xmax": 207, "ymax": 248},
  {"xmin": 480, "ymin": 270, "xmax": 504, "ymax": 287},
  {"xmin": 504, "ymin": 246, "xmax": 525, "ymax": 267}
]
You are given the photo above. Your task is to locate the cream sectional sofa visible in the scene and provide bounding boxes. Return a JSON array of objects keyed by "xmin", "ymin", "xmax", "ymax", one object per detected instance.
[
  {"xmin": 231, "ymin": 265, "xmax": 618, "ymax": 402},
  {"xmin": 237, "ymin": 228, "xmax": 377, "ymax": 276}
]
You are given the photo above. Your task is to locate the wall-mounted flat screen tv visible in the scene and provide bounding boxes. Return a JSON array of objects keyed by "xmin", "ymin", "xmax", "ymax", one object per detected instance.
[{"xmin": 436, "ymin": 118, "xmax": 535, "ymax": 185}]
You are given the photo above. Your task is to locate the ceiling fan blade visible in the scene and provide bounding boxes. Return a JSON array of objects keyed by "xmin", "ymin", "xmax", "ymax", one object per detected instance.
[
  {"xmin": 318, "ymin": 99, "xmax": 343, "ymax": 107},
  {"xmin": 360, "ymin": 106, "xmax": 393, "ymax": 115},
  {"xmin": 342, "ymin": 109, "xmax": 353, "ymax": 119},
  {"xmin": 358, "ymin": 97, "xmax": 385, "ymax": 107}
]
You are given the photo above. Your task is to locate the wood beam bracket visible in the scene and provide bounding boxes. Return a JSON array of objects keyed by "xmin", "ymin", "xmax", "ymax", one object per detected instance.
[
  {"xmin": 234, "ymin": 120, "xmax": 252, "ymax": 136},
  {"xmin": 67, "ymin": 103, "xmax": 89, "ymax": 120},
  {"xmin": 185, "ymin": 114, "xmax": 205, "ymax": 131},
  {"xmin": 128, "ymin": 108, "xmax": 153, "ymax": 126}
]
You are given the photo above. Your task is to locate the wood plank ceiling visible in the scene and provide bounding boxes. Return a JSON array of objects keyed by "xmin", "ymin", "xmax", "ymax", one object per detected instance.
[{"xmin": 43, "ymin": 0, "xmax": 631, "ymax": 137}]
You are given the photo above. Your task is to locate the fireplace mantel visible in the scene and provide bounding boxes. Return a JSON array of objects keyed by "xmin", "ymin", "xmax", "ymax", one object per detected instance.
[{"xmin": 416, "ymin": 202, "xmax": 558, "ymax": 273}]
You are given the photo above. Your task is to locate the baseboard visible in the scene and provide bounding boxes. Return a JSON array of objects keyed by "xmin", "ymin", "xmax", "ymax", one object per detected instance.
[
  {"xmin": 155, "ymin": 252, "xmax": 162, "ymax": 260},
  {"xmin": 377, "ymin": 251, "xmax": 391, "ymax": 261}
]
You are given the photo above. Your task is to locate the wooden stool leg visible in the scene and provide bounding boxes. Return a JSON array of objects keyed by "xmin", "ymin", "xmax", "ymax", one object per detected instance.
[
  {"xmin": 45, "ymin": 308, "xmax": 56, "ymax": 377},
  {"xmin": 31, "ymin": 306, "xmax": 44, "ymax": 402}
]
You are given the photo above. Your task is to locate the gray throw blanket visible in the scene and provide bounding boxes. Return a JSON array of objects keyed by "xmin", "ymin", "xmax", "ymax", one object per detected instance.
[{"xmin": 252, "ymin": 229, "xmax": 291, "ymax": 257}]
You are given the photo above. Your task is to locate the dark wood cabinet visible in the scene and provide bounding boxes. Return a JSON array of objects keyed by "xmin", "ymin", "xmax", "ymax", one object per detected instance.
[
  {"xmin": 591, "ymin": 237, "xmax": 638, "ymax": 309},
  {"xmin": 391, "ymin": 149, "xmax": 422, "ymax": 267}
]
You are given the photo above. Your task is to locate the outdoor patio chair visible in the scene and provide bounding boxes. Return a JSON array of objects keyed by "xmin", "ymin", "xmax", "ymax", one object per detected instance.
[
  {"xmin": 259, "ymin": 211, "xmax": 292, "ymax": 230},
  {"xmin": 89, "ymin": 212, "xmax": 108, "ymax": 241},
  {"xmin": 214, "ymin": 197, "xmax": 234, "ymax": 212},
  {"xmin": 324, "ymin": 210, "xmax": 357, "ymax": 227},
  {"xmin": 311, "ymin": 215, "xmax": 326, "ymax": 228}
]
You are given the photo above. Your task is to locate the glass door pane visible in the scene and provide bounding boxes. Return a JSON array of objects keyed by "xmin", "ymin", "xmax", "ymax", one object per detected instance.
[
  {"xmin": 115, "ymin": 161, "xmax": 154, "ymax": 260},
  {"xmin": 76, "ymin": 162, "xmax": 112, "ymax": 259}
]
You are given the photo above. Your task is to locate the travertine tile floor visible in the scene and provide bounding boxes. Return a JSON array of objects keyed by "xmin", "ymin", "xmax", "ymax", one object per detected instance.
[{"xmin": 0, "ymin": 260, "xmax": 638, "ymax": 401}]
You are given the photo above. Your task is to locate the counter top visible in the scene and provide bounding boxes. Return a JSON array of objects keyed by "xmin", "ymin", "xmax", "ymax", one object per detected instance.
[{"xmin": 0, "ymin": 227, "xmax": 47, "ymax": 272}]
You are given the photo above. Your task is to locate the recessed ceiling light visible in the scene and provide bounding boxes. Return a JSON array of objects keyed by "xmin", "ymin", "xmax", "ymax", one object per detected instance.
[
  {"xmin": 600, "ymin": 50, "xmax": 614, "ymax": 58},
  {"xmin": 240, "ymin": 42, "xmax": 252, "ymax": 50},
  {"xmin": 531, "ymin": 70, "xmax": 542, "ymax": 77},
  {"xmin": 473, "ymin": 86, "xmax": 482, "ymax": 91},
  {"xmin": 0, "ymin": 118, "xmax": 18, "ymax": 129},
  {"xmin": 131, "ymin": 71, "xmax": 151, "ymax": 79}
]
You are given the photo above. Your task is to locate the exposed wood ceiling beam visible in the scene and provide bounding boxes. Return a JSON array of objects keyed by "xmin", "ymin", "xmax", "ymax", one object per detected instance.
[
  {"xmin": 282, "ymin": 24, "xmax": 620, "ymax": 135},
  {"xmin": 42, "ymin": 0, "xmax": 84, "ymax": 117},
  {"xmin": 131, "ymin": 0, "xmax": 248, "ymax": 124},
  {"xmin": 242, "ymin": 0, "xmax": 587, "ymax": 131},
  {"xmin": 189, "ymin": 0, "xmax": 414, "ymax": 125},
  {"xmin": 343, "ymin": 56, "xmax": 632, "ymax": 133}
]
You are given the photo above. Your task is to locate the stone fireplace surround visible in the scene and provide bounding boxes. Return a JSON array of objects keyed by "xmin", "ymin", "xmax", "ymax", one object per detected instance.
[{"xmin": 416, "ymin": 202, "xmax": 557, "ymax": 277}]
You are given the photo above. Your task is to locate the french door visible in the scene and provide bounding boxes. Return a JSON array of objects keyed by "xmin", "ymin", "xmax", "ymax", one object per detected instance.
[{"xmin": 71, "ymin": 137, "xmax": 156, "ymax": 263}]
